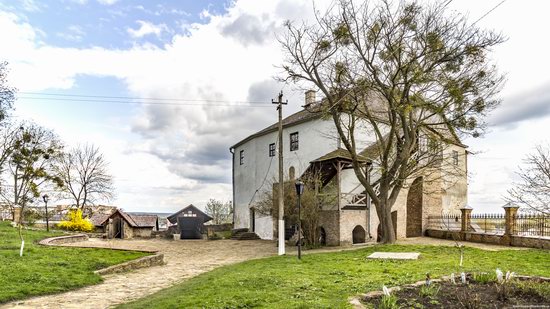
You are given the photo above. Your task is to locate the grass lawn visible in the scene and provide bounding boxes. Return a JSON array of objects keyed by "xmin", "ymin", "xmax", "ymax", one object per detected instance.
[
  {"xmin": 0, "ymin": 221, "xmax": 149, "ymax": 304},
  {"xmin": 120, "ymin": 244, "xmax": 550, "ymax": 309}
]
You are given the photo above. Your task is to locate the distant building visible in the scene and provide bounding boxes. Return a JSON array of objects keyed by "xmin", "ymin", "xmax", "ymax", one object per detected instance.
[{"xmin": 167, "ymin": 204, "xmax": 213, "ymax": 239}]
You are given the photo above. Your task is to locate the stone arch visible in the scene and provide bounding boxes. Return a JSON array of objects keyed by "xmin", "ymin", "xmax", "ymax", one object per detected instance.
[
  {"xmin": 318, "ymin": 226, "xmax": 327, "ymax": 245},
  {"xmin": 406, "ymin": 177, "xmax": 423, "ymax": 237},
  {"xmin": 352, "ymin": 225, "xmax": 366, "ymax": 244}
]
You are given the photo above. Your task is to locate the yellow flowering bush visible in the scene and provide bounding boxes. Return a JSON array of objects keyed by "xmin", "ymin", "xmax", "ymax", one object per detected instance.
[{"xmin": 57, "ymin": 209, "xmax": 94, "ymax": 232}]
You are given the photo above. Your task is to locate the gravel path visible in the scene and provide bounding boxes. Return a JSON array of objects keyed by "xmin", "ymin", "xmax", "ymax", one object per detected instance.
[{"xmin": 3, "ymin": 238, "xmax": 279, "ymax": 309}]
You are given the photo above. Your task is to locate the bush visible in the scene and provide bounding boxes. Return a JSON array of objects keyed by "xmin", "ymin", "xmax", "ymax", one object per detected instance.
[{"xmin": 57, "ymin": 209, "xmax": 94, "ymax": 232}]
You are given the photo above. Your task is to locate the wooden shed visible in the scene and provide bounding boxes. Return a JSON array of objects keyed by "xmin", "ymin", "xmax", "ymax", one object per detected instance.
[
  {"xmin": 93, "ymin": 209, "xmax": 159, "ymax": 239},
  {"xmin": 167, "ymin": 205, "xmax": 212, "ymax": 239}
]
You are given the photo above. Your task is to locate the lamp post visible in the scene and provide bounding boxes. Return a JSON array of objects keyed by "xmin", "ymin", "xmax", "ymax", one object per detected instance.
[
  {"xmin": 295, "ymin": 180, "xmax": 304, "ymax": 260},
  {"xmin": 43, "ymin": 194, "xmax": 49, "ymax": 232}
]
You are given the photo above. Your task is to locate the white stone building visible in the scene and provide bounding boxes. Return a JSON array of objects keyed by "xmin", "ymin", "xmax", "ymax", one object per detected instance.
[{"xmin": 230, "ymin": 91, "xmax": 468, "ymax": 245}]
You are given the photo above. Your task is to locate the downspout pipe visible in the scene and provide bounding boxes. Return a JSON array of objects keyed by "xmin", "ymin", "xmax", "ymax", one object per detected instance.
[
  {"xmin": 230, "ymin": 147, "xmax": 236, "ymax": 227},
  {"xmin": 366, "ymin": 162, "xmax": 373, "ymax": 240}
]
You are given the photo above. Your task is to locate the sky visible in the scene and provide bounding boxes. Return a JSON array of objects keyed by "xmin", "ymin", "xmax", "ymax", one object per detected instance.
[{"xmin": 0, "ymin": 0, "xmax": 549, "ymax": 214}]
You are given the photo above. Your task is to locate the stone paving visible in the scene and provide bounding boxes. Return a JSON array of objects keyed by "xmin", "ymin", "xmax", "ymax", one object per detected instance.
[{"xmin": 3, "ymin": 238, "xmax": 279, "ymax": 309}]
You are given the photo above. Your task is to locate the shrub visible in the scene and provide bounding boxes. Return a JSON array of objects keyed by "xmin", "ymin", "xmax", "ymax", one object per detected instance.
[{"xmin": 57, "ymin": 209, "xmax": 94, "ymax": 232}]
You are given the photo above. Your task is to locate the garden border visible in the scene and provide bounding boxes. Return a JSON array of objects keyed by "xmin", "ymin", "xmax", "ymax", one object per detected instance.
[
  {"xmin": 349, "ymin": 274, "xmax": 550, "ymax": 309},
  {"xmin": 39, "ymin": 234, "xmax": 165, "ymax": 275}
]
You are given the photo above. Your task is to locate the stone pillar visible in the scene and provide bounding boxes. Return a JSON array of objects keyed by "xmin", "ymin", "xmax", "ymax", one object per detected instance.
[
  {"xmin": 503, "ymin": 202, "xmax": 519, "ymax": 236},
  {"xmin": 460, "ymin": 206, "xmax": 472, "ymax": 233},
  {"xmin": 13, "ymin": 207, "xmax": 22, "ymax": 224}
]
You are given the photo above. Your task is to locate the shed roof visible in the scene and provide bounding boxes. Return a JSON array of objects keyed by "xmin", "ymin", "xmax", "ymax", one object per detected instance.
[
  {"xmin": 97, "ymin": 209, "xmax": 158, "ymax": 228},
  {"xmin": 311, "ymin": 148, "xmax": 368, "ymax": 163},
  {"xmin": 167, "ymin": 204, "xmax": 213, "ymax": 224}
]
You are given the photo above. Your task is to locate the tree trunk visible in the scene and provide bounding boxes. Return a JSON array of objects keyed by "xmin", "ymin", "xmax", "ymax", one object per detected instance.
[{"xmin": 375, "ymin": 199, "xmax": 397, "ymax": 244}]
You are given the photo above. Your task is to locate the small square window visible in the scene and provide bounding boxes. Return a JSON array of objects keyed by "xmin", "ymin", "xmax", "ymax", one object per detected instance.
[
  {"xmin": 269, "ymin": 143, "xmax": 275, "ymax": 157},
  {"xmin": 290, "ymin": 132, "xmax": 299, "ymax": 151},
  {"xmin": 452, "ymin": 150, "xmax": 459, "ymax": 165},
  {"xmin": 240, "ymin": 150, "xmax": 244, "ymax": 165}
]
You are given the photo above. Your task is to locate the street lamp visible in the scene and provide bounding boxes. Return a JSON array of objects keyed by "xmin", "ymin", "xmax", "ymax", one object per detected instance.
[
  {"xmin": 295, "ymin": 180, "xmax": 304, "ymax": 260},
  {"xmin": 43, "ymin": 194, "xmax": 49, "ymax": 232}
]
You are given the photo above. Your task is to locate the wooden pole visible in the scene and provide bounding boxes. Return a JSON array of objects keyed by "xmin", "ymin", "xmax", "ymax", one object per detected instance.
[{"xmin": 273, "ymin": 92, "xmax": 287, "ymax": 255}]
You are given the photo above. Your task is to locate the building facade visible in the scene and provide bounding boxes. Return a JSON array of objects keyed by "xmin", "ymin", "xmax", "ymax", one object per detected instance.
[{"xmin": 231, "ymin": 92, "xmax": 468, "ymax": 245}]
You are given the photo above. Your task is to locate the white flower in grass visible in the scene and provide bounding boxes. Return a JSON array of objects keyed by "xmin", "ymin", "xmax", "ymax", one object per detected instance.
[
  {"xmin": 505, "ymin": 271, "xmax": 515, "ymax": 281},
  {"xmin": 496, "ymin": 268, "xmax": 504, "ymax": 283},
  {"xmin": 382, "ymin": 285, "xmax": 390, "ymax": 296},
  {"xmin": 450, "ymin": 273, "xmax": 456, "ymax": 284},
  {"xmin": 461, "ymin": 272, "xmax": 467, "ymax": 284}
]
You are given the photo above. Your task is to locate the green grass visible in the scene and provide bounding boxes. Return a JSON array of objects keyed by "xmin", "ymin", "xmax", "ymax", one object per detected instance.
[
  {"xmin": 0, "ymin": 221, "xmax": 149, "ymax": 303},
  {"xmin": 120, "ymin": 244, "xmax": 550, "ymax": 309}
]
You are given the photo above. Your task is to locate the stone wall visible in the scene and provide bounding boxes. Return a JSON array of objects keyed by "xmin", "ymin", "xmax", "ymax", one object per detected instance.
[
  {"xmin": 94, "ymin": 253, "xmax": 164, "ymax": 275},
  {"xmin": 39, "ymin": 234, "xmax": 89, "ymax": 246},
  {"xmin": 339, "ymin": 209, "xmax": 369, "ymax": 245},
  {"xmin": 426, "ymin": 229, "xmax": 550, "ymax": 249},
  {"xmin": 319, "ymin": 210, "xmax": 340, "ymax": 246}
]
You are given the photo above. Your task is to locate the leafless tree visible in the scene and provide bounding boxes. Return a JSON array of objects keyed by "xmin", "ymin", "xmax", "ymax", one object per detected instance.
[
  {"xmin": 0, "ymin": 61, "xmax": 15, "ymax": 122},
  {"xmin": 507, "ymin": 144, "xmax": 550, "ymax": 215},
  {"xmin": 279, "ymin": 0, "xmax": 504, "ymax": 243},
  {"xmin": 205, "ymin": 199, "xmax": 233, "ymax": 225},
  {"xmin": 55, "ymin": 144, "xmax": 114, "ymax": 212}
]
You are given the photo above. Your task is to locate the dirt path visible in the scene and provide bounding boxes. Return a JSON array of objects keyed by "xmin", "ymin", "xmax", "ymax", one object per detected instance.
[{"xmin": 3, "ymin": 238, "xmax": 279, "ymax": 309}]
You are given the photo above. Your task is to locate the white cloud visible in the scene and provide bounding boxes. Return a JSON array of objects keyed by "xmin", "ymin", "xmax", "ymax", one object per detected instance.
[
  {"xmin": 127, "ymin": 20, "xmax": 169, "ymax": 38},
  {"xmin": 56, "ymin": 25, "xmax": 85, "ymax": 42},
  {"xmin": 97, "ymin": 0, "xmax": 118, "ymax": 5},
  {"xmin": 2, "ymin": 0, "xmax": 550, "ymax": 212}
]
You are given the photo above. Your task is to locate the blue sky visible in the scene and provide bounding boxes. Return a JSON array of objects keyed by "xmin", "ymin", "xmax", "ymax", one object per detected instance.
[{"xmin": 1, "ymin": 0, "xmax": 550, "ymax": 214}]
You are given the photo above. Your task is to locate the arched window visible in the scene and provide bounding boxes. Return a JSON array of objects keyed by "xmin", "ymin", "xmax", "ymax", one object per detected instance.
[{"xmin": 352, "ymin": 225, "xmax": 366, "ymax": 244}]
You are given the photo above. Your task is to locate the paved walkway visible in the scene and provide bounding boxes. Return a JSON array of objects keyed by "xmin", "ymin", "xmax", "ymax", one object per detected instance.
[
  {"xmin": 3, "ymin": 238, "xmax": 279, "ymax": 309},
  {"xmin": 3, "ymin": 236, "xmax": 520, "ymax": 308}
]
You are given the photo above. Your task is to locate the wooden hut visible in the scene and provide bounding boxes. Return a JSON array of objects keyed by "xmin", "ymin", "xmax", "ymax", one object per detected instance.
[{"xmin": 167, "ymin": 205, "xmax": 212, "ymax": 239}]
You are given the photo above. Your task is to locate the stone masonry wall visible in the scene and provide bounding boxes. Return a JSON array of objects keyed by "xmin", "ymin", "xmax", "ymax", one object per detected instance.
[
  {"xmin": 339, "ymin": 209, "xmax": 369, "ymax": 245},
  {"xmin": 318, "ymin": 210, "xmax": 340, "ymax": 246}
]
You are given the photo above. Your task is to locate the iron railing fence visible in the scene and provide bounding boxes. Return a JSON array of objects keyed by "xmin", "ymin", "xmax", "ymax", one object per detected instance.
[
  {"xmin": 469, "ymin": 213, "xmax": 506, "ymax": 235},
  {"xmin": 513, "ymin": 214, "xmax": 550, "ymax": 238},
  {"xmin": 427, "ymin": 213, "xmax": 462, "ymax": 231}
]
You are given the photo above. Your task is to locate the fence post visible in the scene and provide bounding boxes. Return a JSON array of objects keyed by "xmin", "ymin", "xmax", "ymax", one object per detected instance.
[
  {"xmin": 503, "ymin": 202, "xmax": 519, "ymax": 236},
  {"xmin": 460, "ymin": 206, "xmax": 472, "ymax": 240}
]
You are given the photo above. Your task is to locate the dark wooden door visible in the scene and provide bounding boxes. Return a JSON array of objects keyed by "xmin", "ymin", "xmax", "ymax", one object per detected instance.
[
  {"xmin": 178, "ymin": 217, "xmax": 202, "ymax": 239},
  {"xmin": 406, "ymin": 177, "xmax": 423, "ymax": 237}
]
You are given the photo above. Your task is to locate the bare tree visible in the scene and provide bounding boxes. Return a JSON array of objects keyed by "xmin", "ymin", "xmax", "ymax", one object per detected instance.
[
  {"xmin": 55, "ymin": 144, "xmax": 114, "ymax": 212},
  {"xmin": 279, "ymin": 0, "xmax": 504, "ymax": 243},
  {"xmin": 205, "ymin": 199, "xmax": 233, "ymax": 225},
  {"xmin": 507, "ymin": 144, "xmax": 550, "ymax": 215}
]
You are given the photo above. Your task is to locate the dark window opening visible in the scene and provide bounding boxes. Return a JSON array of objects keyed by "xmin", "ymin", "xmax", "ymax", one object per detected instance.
[
  {"xmin": 240, "ymin": 150, "xmax": 244, "ymax": 165},
  {"xmin": 269, "ymin": 143, "xmax": 275, "ymax": 157},
  {"xmin": 452, "ymin": 150, "xmax": 459, "ymax": 165},
  {"xmin": 290, "ymin": 132, "xmax": 299, "ymax": 151}
]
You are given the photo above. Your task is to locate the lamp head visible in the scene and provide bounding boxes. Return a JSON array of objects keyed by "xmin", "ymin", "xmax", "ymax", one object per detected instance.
[{"xmin": 295, "ymin": 180, "xmax": 304, "ymax": 196}]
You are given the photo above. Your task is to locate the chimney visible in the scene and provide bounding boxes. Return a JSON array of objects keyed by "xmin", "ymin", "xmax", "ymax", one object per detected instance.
[{"xmin": 304, "ymin": 90, "xmax": 316, "ymax": 106}]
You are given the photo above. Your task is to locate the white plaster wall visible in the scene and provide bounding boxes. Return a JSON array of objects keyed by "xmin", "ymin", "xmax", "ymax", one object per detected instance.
[{"xmin": 233, "ymin": 118, "xmax": 340, "ymax": 239}]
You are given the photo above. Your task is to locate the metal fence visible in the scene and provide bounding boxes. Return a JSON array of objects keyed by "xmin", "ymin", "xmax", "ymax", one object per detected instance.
[
  {"xmin": 514, "ymin": 214, "xmax": 550, "ymax": 238},
  {"xmin": 427, "ymin": 212, "xmax": 550, "ymax": 239},
  {"xmin": 470, "ymin": 213, "xmax": 506, "ymax": 235},
  {"xmin": 427, "ymin": 213, "xmax": 461, "ymax": 231}
]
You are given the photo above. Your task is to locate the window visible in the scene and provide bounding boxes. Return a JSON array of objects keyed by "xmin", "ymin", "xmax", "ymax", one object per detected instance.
[
  {"xmin": 452, "ymin": 150, "xmax": 459, "ymax": 165},
  {"xmin": 240, "ymin": 150, "xmax": 244, "ymax": 165},
  {"xmin": 290, "ymin": 132, "xmax": 299, "ymax": 151},
  {"xmin": 269, "ymin": 143, "xmax": 275, "ymax": 157}
]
